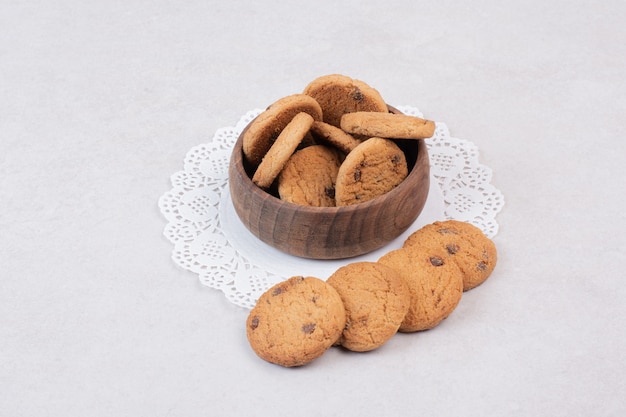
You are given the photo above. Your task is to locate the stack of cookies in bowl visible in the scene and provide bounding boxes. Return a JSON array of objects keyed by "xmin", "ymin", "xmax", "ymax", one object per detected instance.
[
  {"xmin": 229, "ymin": 74, "xmax": 434, "ymax": 259},
  {"xmin": 240, "ymin": 74, "xmax": 435, "ymax": 207}
]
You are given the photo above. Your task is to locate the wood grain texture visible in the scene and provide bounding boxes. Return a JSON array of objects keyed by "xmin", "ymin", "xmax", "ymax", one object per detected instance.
[{"xmin": 228, "ymin": 106, "xmax": 430, "ymax": 259}]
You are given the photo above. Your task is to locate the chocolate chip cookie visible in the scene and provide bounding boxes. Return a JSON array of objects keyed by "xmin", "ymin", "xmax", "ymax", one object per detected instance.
[
  {"xmin": 326, "ymin": 262, "xmax": 410, "ymax": 352},
  {"xmin": 334, "ymin": 137, "xmax": 408, "ymax": 206},
  {"xmin": 303, "ymin": 74, "xmax": 388, "ymax": 127},
  {"xmin": 378, "ymin": 247, "xmax": 463, "ymax": 332},
  {"xmin": 251, "ymin": 112, "xmax": 315, "ymax": 189},
  {"xmin": 403, "ymin": 220, "xmax": 497, "ymax": 291},
  {"xmin": 277, "ymin": 144, "xmax": 342, "ymax": 207},
  {"xmin": 246, "ymin": 276, "xmax": 346, "ymax": 367},
  {"xmin": 340, "ymin": 111, "xmax": 436, "ymax": 139}
]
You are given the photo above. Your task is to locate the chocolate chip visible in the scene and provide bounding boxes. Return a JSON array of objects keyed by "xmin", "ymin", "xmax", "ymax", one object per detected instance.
[
  {"xmin": 446, "ymin": 244, "xmax": 459, "ymax": 255},
  {"xmin": 430, "ymin": 256, "xmax": 444, "ymax": 266},
  {"xmin": 250, "ymin": 316, "xmax": 259, "ymax": 330},
  {"xmin": 351, "ymin": 88, "xmax": 363, "ymax": 102},
  {"xmin": 391, "ymin": 154, "xmax": 401, "ymax": 165},
  {"xmin": 271, "ymin": 287, "xmax": 283, "ymax": 296},
  {"xmin": 477, "ymin": 261, "xmax": 487, "ymax": 271},
  {"xmin": 301, "ymin": 323, "xmax": 316, "ymax": 334},
  {"xmin": 325, "ymin": 186, "xmax": 335, "ymax": 199},
  {"xmin": 354, "ymin": 168, "xmax": 361, "ymax": 182}
]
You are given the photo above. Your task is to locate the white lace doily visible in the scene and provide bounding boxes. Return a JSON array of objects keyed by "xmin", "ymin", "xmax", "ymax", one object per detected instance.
[{"xmin": 158, "ymin": 106, "xmax": 504, "ymax": 309}]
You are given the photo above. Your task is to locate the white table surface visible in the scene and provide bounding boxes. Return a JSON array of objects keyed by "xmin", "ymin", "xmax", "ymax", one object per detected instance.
[{"xmin": 2, "ymin": 1, "xmax": 625, "ymax": 416}]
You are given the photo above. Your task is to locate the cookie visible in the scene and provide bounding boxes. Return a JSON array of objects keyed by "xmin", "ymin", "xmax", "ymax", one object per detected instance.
[
  {"xmin": 378, "ymin": 247, "xmax": 463, "ymax": 332},
  {"xmin": 277, "ymin": 145, "xmax": 342, "ymax": 207},
  {"xmin": 246, "ymin": 276, "xmax": 346, "ymax": 367},
  {"xmin": 303, "ymin": 74, "xmax": 388, "ymax": 127},
  {"xmin": 242, "ymin": 94, "xmax": 323, "ymax": 166},
  {"xmin": 334, "ymin": 137, "xmax": 408, "ymax": 206},
  {"xmin": 251, "ymin": 112, "xmax": 315, "ymax": 189},
  {"xmin": 296, "ymin": 131, "xmax": 318, "ymax": 150},
  {"xmin": 326, "ymin": 262, "xmax": 410, "ymax": 352},
  {"xmin": 310, "ymin": 121, "xmax": 362, "ymax": 154},
  {"xmin": 403, "ymin": 220, "xmax": 497, "ymax": 291},
  {"xmin": 340, "ymin": 111, "xmax": 436, "ymax": 139}
]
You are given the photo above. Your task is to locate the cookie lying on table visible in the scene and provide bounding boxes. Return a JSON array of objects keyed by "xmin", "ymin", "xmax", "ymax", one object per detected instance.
[
  {"xmin": 378, "ymin": 246, "xmax": 463, "ymax": 332},
  {"xmin": 326, "ymin": 262, "xmax": 410, "ymax": 352},
  {"xmin": 403, "ymin": 220, "xmax": 498, "ymax": 291},
  {"xmin": 246, "ymin": 276, "xmax": 346, "ymax": 368},
  {"xmin": 245, "ymin": 220, "xmax": 498, "ymax": 368}
]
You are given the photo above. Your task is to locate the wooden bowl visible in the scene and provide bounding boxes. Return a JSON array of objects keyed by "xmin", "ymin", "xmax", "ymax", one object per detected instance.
[{"xmin": 228, "ymin": 106, "xmax": 430, "ymax": 260}]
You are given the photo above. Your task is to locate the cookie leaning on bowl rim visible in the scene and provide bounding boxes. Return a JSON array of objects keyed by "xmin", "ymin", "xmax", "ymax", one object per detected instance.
[
  {"xmin": 378, "ymin": 246, "xmax": 463, "ymax": 332},
  {"xmin": 326, "ymin": 261, "xmax": 410, "ymax": 352},
  {"xmin": 403, "ymin": 220, "xmax": 498, "ymax": 291},
  {"xmin": 340, "ymin": 111, "xmax": 436, "ymax": 140},
  {"xmin": 242, "ymin": 94, "xmax": 323, "ymax": 166},
  {"xmin": 251, "ymin": 112, "xmax": 315, "ymax": 189},
  {"xmin": 303, "ymin": 74, "xmax": 388, "ymax": 128}
]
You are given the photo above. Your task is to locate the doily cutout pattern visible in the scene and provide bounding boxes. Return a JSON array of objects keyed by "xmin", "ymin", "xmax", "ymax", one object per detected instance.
[{"xmin": 158, "ymin": 106, "xmax": 504, "ymax": 309}]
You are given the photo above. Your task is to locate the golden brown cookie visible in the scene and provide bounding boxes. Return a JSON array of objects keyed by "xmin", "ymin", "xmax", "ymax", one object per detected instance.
[
  {"xmin": 246, "ymin": 276, "xmax": 346, "ymax": 367},
  {"xmin": 310, "ymin": 121, "xmax": 362, "ymax": 154},
  {"xmin": 277, "ymin": 145, "xmax": 342, "ymax": 207},
  {"xmin": 378, "ymin": 247, "xmax": 463, "ymax": 332},
  {"xmin": 334, "ymin": 137, "xmax": 408, "ymax": 206},
  {"xmin": 326, "ymin": 262, "xmax": 410, "ymax": 352},
  {"xmin": 403, "ymin": 220, "xmax": 497, "ymax": 291},
  {"xmin": 242, "ymin": 94, "xmax": 323, "ymax": 166},
  {"xmin": 296, "ymin": 131, "xmax": 318, "ymax": 150},
  {"xmin": 340, "ymin": 111, "xmax": 436, "ymax": 139},
  {"xmin": 303, "ymin": 74, "xmax": 388, "ymax": 127},
  {"xmin": 251, "ymin": 112, "xmax": 314, "ymax": 189}
]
